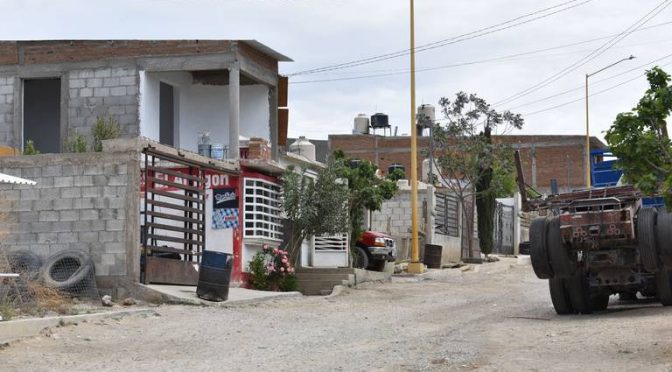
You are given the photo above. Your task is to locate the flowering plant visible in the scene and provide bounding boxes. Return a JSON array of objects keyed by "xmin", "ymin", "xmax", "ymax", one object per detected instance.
[{"xmin": 247, "ymin": 245, "xmax": 297, "ymax": 291}]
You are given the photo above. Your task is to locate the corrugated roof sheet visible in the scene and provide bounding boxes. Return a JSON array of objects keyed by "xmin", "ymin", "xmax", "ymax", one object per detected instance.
[{"xmin": 0, "ymin": 172, "xmax": 36, "ymax": 185}]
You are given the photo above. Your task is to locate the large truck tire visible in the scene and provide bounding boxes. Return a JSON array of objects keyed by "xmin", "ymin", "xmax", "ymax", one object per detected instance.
[
  {"xmin": 7, "ymin": 250, "xmax": 43, "ymax": 280},
  {"xmin": 656, "ymin": 269, "xmax": 672, "ymax": 306},
  {"xmin": 530, "ymin": 217, "xmax": 553, "ymax": 279},
  {"xmin": 40, "ymin": 250, "xmax": 95, "ymax": 295},
  {"xmin": 656, "ymin": 211, "xmax": 672, "ymax": 269},
  {"xmin": 547, "ymin": 216, "xmax": 576, "ymax": 278},
  {"xmin": 638, "ymin": 208, "xmax": 659, "ymax": 273},
  {"xmin": 565, "ymin": 269, "xmax": 592, "ymax": 314},
  {"xmin": 549, "ymin": 278, "xmax": 573, "ymax": 315}
]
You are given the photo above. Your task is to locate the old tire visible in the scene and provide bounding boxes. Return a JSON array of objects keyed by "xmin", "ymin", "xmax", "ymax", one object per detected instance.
[
  {"xmin": 40, "ymin": 250, "xmax": 95, "ymax": 294},
  {"xmin": 7, "ymin": 250, "xmax": 43, "ymax": 279},
  {"xmin": 547, "ymin": 216, "xmax": 576, "ymax": 278},
  {"xmin": 352, "ymin": 246, "xmax": 369, "ymax": 270},
  {"xmin": 566, "ymin": 269, "xmax": 592, "ymax": 314},
  {"xmin": 638, "ymin": 208, "xmax": 659, "ymax": 273},
  {"xmin": 656, "ymin": 211, "xmax": 672, "ymax": 269},
  {"xmin": 656, "ymin": 269, "xmax": 672, "ymax": 306},
  {"xmin": 530, "ymin": 217, "xmax": 553, "ymax": 279},
  {"xmin": 549, "ymin": 278, "xmax": 573, "ymax": 315}
]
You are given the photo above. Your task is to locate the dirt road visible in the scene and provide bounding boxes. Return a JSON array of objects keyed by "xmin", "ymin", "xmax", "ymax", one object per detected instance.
[{"xmin": 2, "ymin": 258, "xmax": 672, "ymax": 371}]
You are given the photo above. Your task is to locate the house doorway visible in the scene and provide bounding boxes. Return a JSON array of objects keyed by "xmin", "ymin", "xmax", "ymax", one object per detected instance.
[
  {"xmin": 23, "ymin": 78, "xmax": 61, "ymax": 153},
  {"xmin": 159, "ymin": 82, "xmax": 176, "ymax": 147}
]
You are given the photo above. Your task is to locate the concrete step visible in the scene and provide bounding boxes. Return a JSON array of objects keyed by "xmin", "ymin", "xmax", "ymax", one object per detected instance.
[
  {"xmin": 295, "ymin": 267, "xmax": 355, "ymax": 275},
  {"xmin": 296, "ymin": 279, "xmax": 350, "ymax": 296},
  {"xmin": 295, "ymin": 273, "xmax": 354, "ymax": 283}
]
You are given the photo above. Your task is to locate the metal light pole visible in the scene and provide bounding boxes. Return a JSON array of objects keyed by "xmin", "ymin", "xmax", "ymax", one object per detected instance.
[
  {"xmin": 585, "ymin": 55, "xmax": 635, "ymax": 189},
  {"xmin": 407, "ymin": 0, "xmax": 424, "ymax": 274}
]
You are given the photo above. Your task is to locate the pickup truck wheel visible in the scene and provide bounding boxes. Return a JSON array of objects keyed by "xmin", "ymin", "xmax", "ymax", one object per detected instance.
[
  {"xmin": 530, "ymin": 217, "xmax": 553, "ymax": 279},
  {"xmin": 547, "ymin": 216, "xmax": 576, "ymax": 278},
  {"xmin": 566, "ymin": 269, "xmax": 592, "ymax": 314},
  {"xmin": 352, "ymin": 246, "xmax": 369, "ymax": 269},
  {"xmin": 549, "ymin": 278, "xmax": 573, "ymax": 315},
  {"xmin": 638, "ymin": 208, "xmax": 659, "ymax": 273},
  {"xmin": 656, "ymin": 269, "xmax": 672, "ymax": 306},
  {"xmin": 656, "ymin": 211, "xmax": 672, "ymax": 269}
]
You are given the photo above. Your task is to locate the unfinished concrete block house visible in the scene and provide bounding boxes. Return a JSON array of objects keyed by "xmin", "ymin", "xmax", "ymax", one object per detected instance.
[{"xmin": 0, "ymin": 40, "xmax": 296, "ymax": 296}]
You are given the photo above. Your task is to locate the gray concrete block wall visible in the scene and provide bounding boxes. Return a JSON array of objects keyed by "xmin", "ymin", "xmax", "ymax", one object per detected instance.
[
  {"xmin": 0, "ymin": 152, "xmax": 139, "ymax": 281},
  {"xmin": 0, "ymin": 75, "xmax": 15, "ymax": 145},
  {"xmin": 67, "ymin": 67, "xmax": 139, "ymax": 140}
]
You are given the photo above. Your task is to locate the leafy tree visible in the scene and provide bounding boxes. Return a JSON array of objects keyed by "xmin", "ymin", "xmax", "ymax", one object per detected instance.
[
  {"xmin": 64, "ymin": 130, "xmax": 88, "ymax": 153},
  {"xmin": 281, "ymin": 158, "xmax": 350, "ymax": 266},
  {"xmin": 332, "ymin": 151, "xmax": 399, "ymax": 244},
  {"xmin": 605, "ymin": 66, "xmax": 672, "ymax": 206},
  {"xmin": 387, "ymin": 168, "xmax": 406, "ymax": 182},
  {"xmin": 92, "ymin": 115, "xmax": 121, "ymax": 152},
  {"xmin": 432, "ymin": 92, "xmax": 523, "ymax": 258}
]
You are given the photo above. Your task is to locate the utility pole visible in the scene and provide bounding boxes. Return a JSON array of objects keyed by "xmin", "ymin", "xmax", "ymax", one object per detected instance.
[{"xmin": 407, "ymin": 0, "xmax": 424, "ymax": 274}]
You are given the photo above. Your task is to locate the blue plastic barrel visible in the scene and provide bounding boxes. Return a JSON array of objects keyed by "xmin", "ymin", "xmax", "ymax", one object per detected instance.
[{"xmin": 196, "ymin": 251, "xmax": 233, "ymax": 302}]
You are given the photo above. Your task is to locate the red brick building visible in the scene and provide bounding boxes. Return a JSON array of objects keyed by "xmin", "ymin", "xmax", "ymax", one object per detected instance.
[{"xmin": 329, "ymin": 134, "xmax": 607, "ymax": 194}]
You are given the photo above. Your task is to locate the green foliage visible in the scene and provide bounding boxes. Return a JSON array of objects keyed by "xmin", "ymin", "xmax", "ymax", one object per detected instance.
[
  {"xmin": 246, "ymin": 246, "xmax": 297, "ymax": 291},
  {"xmin": 92, "ymin": 115, "xmax": 121, "ymax": 152},
  {"xmin": 281, "ymin": 159, "xmax": 350, "ymax": 265},
  {"xmin": 387, "ymin": 168, "xmax": 406, "ymax": 182},
  {"xmin": 433, "ymin": 92, "xmax": 523, "ymax": 257},
  {"xmin": 0, "ymin": 300, "xmax": 15, "ymax": 321},
  {"xmin": 23, "ymin": 139, "xmax": 40, "ymax": 155},
  {"xmin": 605, "ymin": 66, "xmax": 672, "ymax": 206},
  {"xmin": 64, "ymin": 131, "xmax": 88, "ymax": 153},
  {"xmin": 331, "ymin": 150, "xmax": 399, "ymax": 243}
]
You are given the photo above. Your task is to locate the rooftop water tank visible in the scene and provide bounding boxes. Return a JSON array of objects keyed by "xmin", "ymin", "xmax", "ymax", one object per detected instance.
[
  {"xmin": 353, "ymin": 114, "xmax": 370, "ymax": 134},
  {"xmin": 370, "ymin": 113, "xmax": 390, "ymax": 128},
  {"xmin": 417, "ymin": 104, "xmax": 436, "ymax": 125},
  {"xmin": 289, "ymin": 136, "xmax": 316, "ymax": 161}
]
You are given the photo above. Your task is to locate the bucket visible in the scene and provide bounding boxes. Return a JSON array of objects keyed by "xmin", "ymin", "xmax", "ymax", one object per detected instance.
[
  {"xmin": 196, "ymin": 251, "xmax": 233, "ymax": 302},
  {"xmin": 424, "ymin": 244, "xmax": 443, "ymax": 269},
  {"xmin": 210, "ymin": 144, "xmax": 225, "ymax": 160},
  {"xmin": 198, "ymin": 143, "xmax": 211, "ymax": 158}
]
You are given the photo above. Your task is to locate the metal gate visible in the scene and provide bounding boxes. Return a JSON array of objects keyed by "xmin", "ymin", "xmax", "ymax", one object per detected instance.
[
  {"xmin": 493, "ymin": 202, "xmax": 515, "ymax": 255},
  {"xmin": 141, "ymin": 148, "xmax": 207, "ymax": 285}
]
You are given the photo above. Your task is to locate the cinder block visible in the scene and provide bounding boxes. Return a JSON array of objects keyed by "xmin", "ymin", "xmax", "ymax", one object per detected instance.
[
  {"xmin": 53, "ymin": 198, "xmax": 74, "ymax": 210},
  {"xmin": 110, "ymin": 86, "xmax": 126, "ymax": 96},
  {"xmin": 51, "ymin": 221, "xmax": 73, "ymax": 232},
  {"xmin": 69, "ymin": 78, "xmax": 85, "ymax": 88},
  {"xmin": 104, "ymin": 242, "xmax": 125, "ymax": 254},
  {"xmin": 84, "ymin": 165, "xmax": 104, "ymax": 175},
  {"xmin": 54, "ymin": 176, "xmax": 74, "ymax": 187},
  {"xmin": 59, "ymin": 210, "xmax": 79, "ymax": 221},
  {"xmin": 80, "ymin": 209, "xmax": 100, "ymax": 220},
  {"xmin": 19, "ymin": 211, "xmax": 39, "ymax": 222},
  {"xmin": 106, "ymin": 220, "xmax": 124, "ymax": 231},
  {"xmin": 108, "ymin": 175, "xmax": 127, "ymax": 186},
  {"xmin": 73, "ymin": 198, "xmax": 94, "ymax": 209},
  {"xmin": 79, "ymin": 88, "xmax": 93, "ymax": 97},
  {"xmin": 42, "ymin": 165, "xmax": 63, "ymax": 177},
  {"xmin": 79, "ymin": 231, "xmax": 99, "ymax": 243},
  {"xmin": 119, "ymin": 76, "xmax": 135, "ymax": 86},
  {"xmin": 93, "ymin": 174, "xmax": 109, "ymax": 186},
  {"xmin": 39, "ymin": 211, "xmax": 60, "ymax": 222},
  {"xmin": 81, "ymin": 187, "xmax": 101, "ymax": 198},
  {"xmin": 38, "ymin": 232, "xmax": 58, "ymax": 243},
  {"xmin": 103, "ymin": 77, "xmax": 120, "ymax": 87},
  {"xmin": 72, "ymin": 220, "xmax": 91, "ymax": 232},
  {"xmin": 94, "ymin": 87, "xmax": 110, "ymax": 97},
  {"xmin": 73, "ymin": 175, "xmax": 94, "ymax": 187},
  {"xmin": 62, "ymin": 164, "xmax": 84, "ymax": 176},
  {"xmin": 90, "ymin": 220, "xmax": 106, "ymax": 231},
  {"xmin": 99, "ymin": 231, "xmax": 121, "ymax": 243},
  {"xmin": 61, "ymin": 187, "xmax": 82, "ymax": 198},
  {"xmin": 126, "ymin": 86, "xmax": 138, "ymax": 96},
  {"xmin": 57, "ymin": 232, "xmax": 78, "ymax": 243},
  {"xmin": 40, "ymin": 188, "xmax": 60, "ymax": 199},
  {"xmin": 94, "ymin": 69, "xmax": 112, "ymax": 78},
  {"xmin": 109, "ymin": 262, "xmax": 127, "ymax": 276},
  {"xmin": 20, "ymin": 188, "xmax": 40, "ymax": 200}
]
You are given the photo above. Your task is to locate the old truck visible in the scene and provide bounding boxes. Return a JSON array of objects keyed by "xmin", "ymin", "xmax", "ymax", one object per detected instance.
[{"xmin": 516, "ymin": 151, "xmax": 672, "ymax": 314}]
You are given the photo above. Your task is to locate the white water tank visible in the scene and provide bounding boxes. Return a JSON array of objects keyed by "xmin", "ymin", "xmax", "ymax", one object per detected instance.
[
  {"xmin": 353, "ymin": 114, "xmax": 370, "ymax": 134},
  {"xmin": 417, "ymin": 104, "xmax": 435, "ymax": 125},
  {"xmin": 289, "ymin": 136, "xmax": 316, "ymax": 161}
]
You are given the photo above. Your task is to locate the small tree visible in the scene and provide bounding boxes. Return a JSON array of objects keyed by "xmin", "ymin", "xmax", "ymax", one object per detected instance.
[
  {"xmin": 605, "ymin": 66, "xmax": 672, "ymax": 206},
  {"xmin": 332, "ymin": 151, "xmax": 398, "ymax": 244},
  {"xmin": 64, "ymin": 130, "xmax": 88, "ymax": 153},
  {"xmin": 432, "ymin": 92, "xmax": 523, "ymax": 258},
  {"xmin": 281, "ymin": 158, "xmax": 350, "ymax": 266},
  {"xmin": 92, "ymin": 115, "xmax": 121, "ymax": 152}
]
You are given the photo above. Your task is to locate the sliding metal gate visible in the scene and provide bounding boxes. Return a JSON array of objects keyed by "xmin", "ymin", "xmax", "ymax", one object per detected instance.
[{"xmin": 141, "ymin": 148, "xmax": 207, "ymax": 285}]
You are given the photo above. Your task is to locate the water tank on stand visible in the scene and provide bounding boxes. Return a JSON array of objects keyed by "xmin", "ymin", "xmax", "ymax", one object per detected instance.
[
  {"xmin": 417, "ymin": 104, "xmax": 435, "ymax": 136},
  {"xmin": 289, "ymin": 136, "xmax": 316, "ymax": 161},
  {"xmin": 353, "ymin": 114, "xmax": 370, "ymax": 134},
  {"xmin": 371, "ymin": 113, "xmax": 390, "ymax": 129}
]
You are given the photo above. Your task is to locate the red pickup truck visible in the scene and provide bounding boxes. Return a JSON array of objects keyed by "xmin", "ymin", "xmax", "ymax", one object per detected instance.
[{"xmin": 352, "ymin": 231, "xmax": 396, "ymax": 271}]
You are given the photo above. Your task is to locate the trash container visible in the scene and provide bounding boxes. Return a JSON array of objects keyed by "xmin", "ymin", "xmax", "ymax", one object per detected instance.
[
  {"xmin": 196, "ymin": 251, "xmax": 233, "ymax": 302},
  {"xmin": 424, "ymin": 244, "xmax": 443, "ymax": 269}
]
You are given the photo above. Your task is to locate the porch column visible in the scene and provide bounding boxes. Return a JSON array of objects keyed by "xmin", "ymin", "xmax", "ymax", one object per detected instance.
[
  {"xmin": 269, "ymin": 86, "xmax": 278, "ymax": 161},
  {"xmin": 228, "ymin": 66, "xmax": 240, "ymax": 159}
]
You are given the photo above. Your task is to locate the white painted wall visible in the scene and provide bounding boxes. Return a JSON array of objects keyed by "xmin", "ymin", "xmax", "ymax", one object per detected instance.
[{"xmin": 139, "ymin": 70, "xmax": 270, "ymax": 155}]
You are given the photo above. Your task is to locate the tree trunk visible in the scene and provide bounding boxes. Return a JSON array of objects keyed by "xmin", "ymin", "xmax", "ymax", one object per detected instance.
[{"xmin": 475, "ymin": 125, "xmax": 495, "ymax": 257}]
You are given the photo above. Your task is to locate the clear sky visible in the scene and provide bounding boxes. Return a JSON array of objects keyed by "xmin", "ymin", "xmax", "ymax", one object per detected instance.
[{"xmin": 2, "ymin": 0, "xmax": 670, "ymax": 141}]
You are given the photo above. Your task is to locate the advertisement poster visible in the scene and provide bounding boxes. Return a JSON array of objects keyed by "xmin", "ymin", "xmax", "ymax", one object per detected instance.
[{"xmin": 212, "ymin": 187, "xmax": 239, "ymax": 229}]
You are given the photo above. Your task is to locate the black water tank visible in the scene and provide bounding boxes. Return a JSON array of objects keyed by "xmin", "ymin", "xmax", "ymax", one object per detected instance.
[
  {"xmin": 371, "ymin": 113, "xmax": 390, "ymax": 128},
  {"xmin": 388, "ymin": 163, "xmax": 405, "ymax": 175},
  {"xmin": 196, "ymin": 251, "xmax": 233, "ymax": 302}
]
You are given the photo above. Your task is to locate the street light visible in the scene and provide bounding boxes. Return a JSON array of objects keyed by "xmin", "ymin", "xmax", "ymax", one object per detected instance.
[{"xmin": 585, "ymin": 55, "xmax": 635, "ymax": 189}]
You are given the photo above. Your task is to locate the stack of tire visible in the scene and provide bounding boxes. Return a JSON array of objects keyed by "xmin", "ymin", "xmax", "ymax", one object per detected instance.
[
  {"xmin": 530, "ymin": 209, "xmax": 672, "ymax": 315},
  {"xmin": 6, "ymin": 249, "xmax": 97, "ymax": 298}
]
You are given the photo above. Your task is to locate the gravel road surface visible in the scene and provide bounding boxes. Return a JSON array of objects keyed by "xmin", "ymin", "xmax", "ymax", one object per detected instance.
[{"xmin": 2, "ymin": 257, "xmax": 671, "ymax": 371}]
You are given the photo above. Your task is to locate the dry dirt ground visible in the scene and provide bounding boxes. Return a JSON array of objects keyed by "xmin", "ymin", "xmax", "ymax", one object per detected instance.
[{"xmin": 2, "ymin": 257, "xmax": 672, "ymax": 371}]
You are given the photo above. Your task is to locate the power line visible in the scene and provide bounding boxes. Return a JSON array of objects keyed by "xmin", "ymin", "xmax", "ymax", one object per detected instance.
[
  {"xmin": 287, "ymin": 0, "xmax": 594, "ymax": 77},
  {"xmin": 494, "ymin": 0, "xmax": 672, "ymax": 107},
  {"xmin": 522, "ymin": 59, "xmax": 672, "ymax": 117}
]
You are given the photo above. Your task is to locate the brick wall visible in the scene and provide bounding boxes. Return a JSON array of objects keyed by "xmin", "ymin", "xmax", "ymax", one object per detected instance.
[
  {"xmin": 0, "ymin": 152, "xmax": 140, "ymax": 283},
  {"xmin": 67, "ymin": 66, "xmax": 139, "ymax": 139},
  {"xmin": 0, "ymin": 76, "xmax": 14, "ymax": 145}
]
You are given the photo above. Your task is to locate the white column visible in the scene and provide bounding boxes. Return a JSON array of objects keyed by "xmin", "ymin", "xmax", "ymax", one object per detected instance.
[
  {"xmin": 228, "ymin": 66, "xmax": 240, "ymax": 159},
  {"xmin": 513, "ymin": 191, "xmax": 521, "ymax": 255}
]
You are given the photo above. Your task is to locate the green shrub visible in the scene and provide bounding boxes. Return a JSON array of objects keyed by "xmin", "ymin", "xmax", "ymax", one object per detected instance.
[
  {"xmin": 23, "ymin": 139, "xmax": 40, "ymax": 155},
  {"xmin": 64, "ymin": 131, "xmax": 88, "ymax": 153},
  {"xmin": 246, "ymin": 245, "xmax": 297, "ymax": 292},
  {"xmin": 92, "ymin": 115, "xmax": 121, "ymax": 152}
]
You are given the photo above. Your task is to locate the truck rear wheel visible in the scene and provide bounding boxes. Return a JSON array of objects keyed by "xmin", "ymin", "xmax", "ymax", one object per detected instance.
[
  {"xmin": 656, "ymin": 211, "xmax": 672, "ymax": 269},
  {"xmin": 549, "ymin": 278, "xmax": 573, "ymax": 315},
  {"xmin": 530, "ymin": 217, "xmax": 553, "ymax": 279},
  {"xmin": 638, "ymin": 208, "xmax": 659, "ymax": 273},
  {"xmin": 566, "ymin": 270, "xmax": 592, "ymax": 314},
  {"xmin": 547, "ymin": 216, "xmax": 576, "ymax": 278},
  {"xmin": 656, "ymin": 269, "xmax": 672, "ymax": 306}
]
